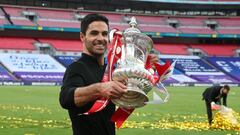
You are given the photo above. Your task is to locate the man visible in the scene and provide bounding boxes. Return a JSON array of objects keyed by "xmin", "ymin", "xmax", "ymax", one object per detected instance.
[
  {"xmin": 202, "ymin": 85, "xmax": 230, "ymax": 125},
  {"xmin": 59, "ymin": 14, "xmax": 128, "ymax": 135}
]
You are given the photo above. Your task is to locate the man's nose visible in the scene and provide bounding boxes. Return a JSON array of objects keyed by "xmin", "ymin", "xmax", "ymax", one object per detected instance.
[{"xmin": 97, "ymin": 34, "xmax": 105, "ymax": 40}]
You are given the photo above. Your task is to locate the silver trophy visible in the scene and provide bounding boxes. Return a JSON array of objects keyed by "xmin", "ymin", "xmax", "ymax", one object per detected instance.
[{"xmin": 111, "ymin": 17, "xmax": 155, "ymax": 109}]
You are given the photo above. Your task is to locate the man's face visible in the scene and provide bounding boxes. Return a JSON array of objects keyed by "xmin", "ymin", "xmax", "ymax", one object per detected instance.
[
  {"xmin": 81, "ymin": 21, "xmax": 108, "ymax": 57},
  {"xmin": 222, "ymin": 88, "xmax": 229, "ymax": 94}
]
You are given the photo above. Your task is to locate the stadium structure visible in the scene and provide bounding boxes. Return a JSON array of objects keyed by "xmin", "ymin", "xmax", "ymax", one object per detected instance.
[{"xmin": 0, "ymin": 0, "xmax": 239, "ymax": 86}]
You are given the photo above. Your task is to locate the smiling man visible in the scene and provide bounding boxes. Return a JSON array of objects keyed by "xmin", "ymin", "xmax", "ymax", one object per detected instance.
[{"xmin": 59, "ymin": 14, "xmax": 127, "ymax": 135}]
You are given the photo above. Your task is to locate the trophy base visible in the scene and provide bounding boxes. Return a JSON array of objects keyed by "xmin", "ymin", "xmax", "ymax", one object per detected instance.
[{"xmin": 111, "ymin": 78, "xmax": 150, "ymax": 109}]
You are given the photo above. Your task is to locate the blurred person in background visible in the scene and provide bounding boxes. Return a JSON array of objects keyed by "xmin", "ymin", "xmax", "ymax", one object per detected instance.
[{"xmin": 202, "ymin": 85, "xmax": 230, "ymax": 125}]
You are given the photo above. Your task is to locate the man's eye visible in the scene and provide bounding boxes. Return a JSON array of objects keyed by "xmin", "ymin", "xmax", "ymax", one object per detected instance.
[
  {"xmin": 90, "ymin": 31, "xmax": 98, "ymax": 35},
  {"xmin": 102, "ymin": 32, "xmax": 108, "ymax": 36}
]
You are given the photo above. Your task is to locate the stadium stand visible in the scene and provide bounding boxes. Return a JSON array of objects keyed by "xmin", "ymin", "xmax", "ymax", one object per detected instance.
[
  {"xmin": 178, "ymin": 26, "xmax": 215, "ymax": 34},
  {"xmin": 38, "ymin": 38, "xmax": 83, "ymax": 52},
  {"xmin": 0, "ymin": 37, "xmax": 36, "ymax": 50},
  {"xmin": 214, "ymin": 18, "xmax": 240, "ymax": 27},
  {"xmin": 0, "ymin": 3, "xmax": 239, "ymax": 86},
  {"xmin": 190, "ymin": 44, "xmax": 239, "ymax": 56},
  {"xmin": 0, "ymin": 17, "xmax": 7, "ymax": 25},
  {"xmin": 217, "ymin": 27, "xmax": 240, "ymax": 34},
  {"xmin": 154, "ymin": 44, "xmax": 189, "ymax": 55},
  {"xmin": 28, "ymin": 9, "xmax": 74, "ymax": 20},
  {"xmin": 3, "ymin": 7, "xmax": 25, "ymax": 17},
  {"xmin": 37, "ymin": 19, "xmax": 79, "ymax": 28},
  {"xmin": 169, "ymin": 17, "xmax": 205, "ymax": 26},
  {"xmin": 10, "ymin": 17, "xmax": 36, "ymax": 26}
]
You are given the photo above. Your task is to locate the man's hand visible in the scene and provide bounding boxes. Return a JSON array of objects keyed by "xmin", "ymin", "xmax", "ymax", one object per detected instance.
[
  {"xmin": 149, "ymin": 54, "xmax": 159, "ymax": 66},
  {"xmin": 98, "ymin": 81, "xmax": 127, "ymax": 99}
]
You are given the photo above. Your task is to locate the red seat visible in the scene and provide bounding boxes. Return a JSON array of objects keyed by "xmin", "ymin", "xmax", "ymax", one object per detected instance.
[
  {"xmin": 37, "ymin": 19, "xmax": 79, "ymax": 28},
  {"xmin": 29, "ymin": 9, "xmax": 74, "ymax": 20},
  {"xmin": 39, "ymin": 39, "xmax": 83, "ymax": 52},
  {"xmin": 0, "ymin": 37, "xmax": 35, "ymax": 50},
  {"xmin": 154, "ymin": 44, "xmax": 189, "ymax": 55},
  {"xmin": 190, "ymin": 44, "xmax": 239, "ymax": 56},
  {"xmin": 179, "ymin": 26, "xmax": 215, "ymax": 34},
  {"xmin": 11, "ymin": 17, "xmax": 36, "ymax": 26},
  {"xmin": 217, "ymin": 27, "xmax": 240, "ymax": 34},
  {"xmin": 4, "ymin": 7, "xmax": 25, "ymax": 17}
]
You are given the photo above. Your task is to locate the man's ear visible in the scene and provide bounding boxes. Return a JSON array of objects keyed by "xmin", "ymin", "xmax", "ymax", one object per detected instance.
[{"xmin": 80, "ymin": 32, "xmax": 84, "ymax": 41}]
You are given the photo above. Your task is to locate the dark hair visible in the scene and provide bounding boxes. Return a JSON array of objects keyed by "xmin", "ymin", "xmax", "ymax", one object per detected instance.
[
  {"xmin": 223, "ymin": 85, "xmax": 230, "ymax": 91},
  {"xmin": 81, "ymin": 13, "xmax": 109, "ymax": 35}
]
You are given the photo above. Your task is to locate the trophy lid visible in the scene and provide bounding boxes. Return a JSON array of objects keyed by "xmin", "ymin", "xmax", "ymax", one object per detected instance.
[
  {"xmin": 123, "ymin": 17, "xmax": 141, "ymax": 34},
  {"xmin": 122, "ymin": 16, "xmax": 153, "ymax": 54}
]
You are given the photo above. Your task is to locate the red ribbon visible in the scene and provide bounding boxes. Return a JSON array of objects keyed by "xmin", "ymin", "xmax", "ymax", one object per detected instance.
[{"xmin": 111, "ymin": 107, "xmax": 134, "ymax": 128}]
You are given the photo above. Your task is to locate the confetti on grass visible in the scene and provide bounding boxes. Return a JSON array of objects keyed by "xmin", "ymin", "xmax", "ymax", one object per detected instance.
[{"xmin": 0, "ymin": 104, "xmax": 239, "ymax": 131}]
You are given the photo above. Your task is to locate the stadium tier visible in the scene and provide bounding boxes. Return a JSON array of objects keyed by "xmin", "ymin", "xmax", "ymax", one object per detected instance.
[
  {"xmin": 160, "ymin": 55, "xmax": 239, "ymax": 84},
  {"xmin": 154, "ymin": 44, "xmax": 189, "ymax": 55},
  {"xmin": 0, "ymin": 37, "xmax": 35, "ymax": 50},
  {"xmin": 1, "ymin": 6, "xmax": 240, "ymax": 35},
  {"xmin": 28, "ymin": 9, "xmax": 74, "ymax": 20},
  {"xmin": 0, "ymin": 17, "xmax": 6, "ymax": 25},
  {"xmin": 217, "ymin": 27, "xmax": 240, "ymax": 34},
  {"xmin": 169, "ymin": 17, "xmax": 205, "ymax": 26},
  {"xmin": 38, "ymin": 38, "xmax": 83, "ymax": 52},
  {"xmin": 190, "ymin": 44, "xmax": 239, "ymax": 56},
  {"xmin": 3, "ymin": 7, "xmax": 24, "ymax": 17},
  {"xmin": 10, "ymin": 17, "xmax": 36, "ymax": 26},
  {"xmin": 0, "ymin": 5, "xmax": 239, "ymax": 86},
  {"xmin": 37, "ymin": 19, "xmax": 79, "ymax": 28},
  {"xmin": 178, "ymin": 26, "xmax": 215, "ymax": 34}
]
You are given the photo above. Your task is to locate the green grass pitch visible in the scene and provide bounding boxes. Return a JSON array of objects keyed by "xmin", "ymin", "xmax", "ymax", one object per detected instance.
[{"xmin": 0, "ymin": 86, "xmax": 239, "ymax": 135}]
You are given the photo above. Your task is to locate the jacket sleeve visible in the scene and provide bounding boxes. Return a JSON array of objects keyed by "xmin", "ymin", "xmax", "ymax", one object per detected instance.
[{"xmin": 59, "ymin": 64, "xmax": 94, "ymax": 113}]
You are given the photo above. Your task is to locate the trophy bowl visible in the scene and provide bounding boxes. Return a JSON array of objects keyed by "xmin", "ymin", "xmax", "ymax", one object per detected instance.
[{"xmin": 111, "ymin": 17, "xmax": 154, "ymax": 109}]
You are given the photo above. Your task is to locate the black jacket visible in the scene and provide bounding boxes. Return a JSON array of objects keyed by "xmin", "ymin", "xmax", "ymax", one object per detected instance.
[
  {"xmin": 202, "ymin": 86, "xmax": 227, "ymax": 106},
  {"xmin": 59, "ymin": 53, "xmax": 115, "ymax": 135}
]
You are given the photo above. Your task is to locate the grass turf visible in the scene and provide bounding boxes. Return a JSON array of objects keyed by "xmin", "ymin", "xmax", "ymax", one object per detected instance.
[{"xmin": 0, "ymin": 86, "xmax": 239, "ymax": 135}]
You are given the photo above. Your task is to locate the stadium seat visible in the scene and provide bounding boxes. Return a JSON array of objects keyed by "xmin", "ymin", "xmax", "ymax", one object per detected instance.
[
  {"xmin": 217, "ymin": 27, "xmax": 240, "ymax": 34},
  {"xmin": 154, "ymin": 44, "xmax": 189, "ymax": 55},
  {"xmin": 190, "ymin": 44, "xmax": 239, "ymax": 56},
  {"xmin": 0, "ymin": 17, "xmax": 8, "ymax": 25},
  {"xmin": 170, "ymin": 17, "xmax": 205, "ymax": 26},
  {"xmin": 0, "ymin": 37, "xmax": 35, "ymax": 50},
  {"xmin": 214, "ymin": 18, "xmax": 240, "ymax": 27},
  {"xmin": 28, "ymin": 9, "xmax": 74, "ymax": 20},
  {"xmin": 178, "ymin": 26, "xmax": 215, "ymax": 34},
  {"xmin": 10, "ymin": 17, "xmax": 36, "ymax": 26},
  {"xmin": 3, "ymin": 7, "xmax": 25, "ymax": 17},
  {"xmin": 37, "ymin": 19, "xmax": 79, "ymax": 28},
  {"xmin": 38, "ymin": 39, "xmax": 83, "ymax": 52}
]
